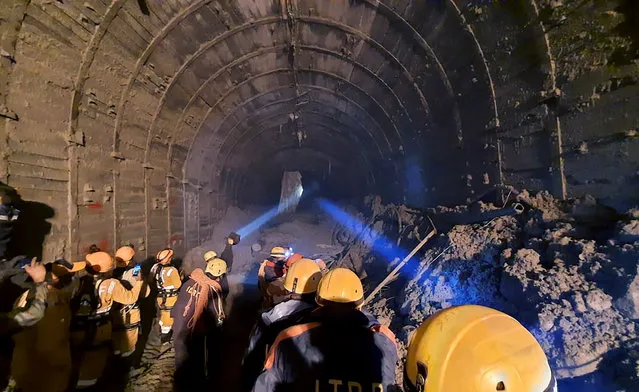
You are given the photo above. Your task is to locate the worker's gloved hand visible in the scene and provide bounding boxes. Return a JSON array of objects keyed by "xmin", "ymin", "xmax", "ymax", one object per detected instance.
[
  {"xmin": 24, "ymin": 258, "xmax": 46, "ymax": 284},
  {"xmin": 228, "ymin": 232, "xmax": 240, "ymax": 245}
]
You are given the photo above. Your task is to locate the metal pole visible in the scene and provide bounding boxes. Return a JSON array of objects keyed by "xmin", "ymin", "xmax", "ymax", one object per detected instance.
[{"xmin": 363, "ymin": 228, "xmax": 436, "ymax": 306}]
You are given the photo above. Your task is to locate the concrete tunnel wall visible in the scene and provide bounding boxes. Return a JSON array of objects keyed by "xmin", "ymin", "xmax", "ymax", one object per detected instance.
[{"xmin": 0, "ymin": 0, "xmax": 637, "ymax": 262}]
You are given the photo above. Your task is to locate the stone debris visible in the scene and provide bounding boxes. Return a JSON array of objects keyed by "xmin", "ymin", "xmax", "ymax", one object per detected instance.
[{"xmin": 361, "ymin": 190, "xmax": 639, "ymax": 389}]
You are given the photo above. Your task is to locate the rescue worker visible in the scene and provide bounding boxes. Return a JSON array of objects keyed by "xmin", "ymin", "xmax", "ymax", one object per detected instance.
[
  {"xmin": 150, "ymin": 248, "xmax": 182, "ymax": 335},
  {"xmin": 11, "ymin": 259, "xmax": 84, "ymax": 392},
  {"xmin": 70, "ymin": 251, "xmax": 144, "ymax": 389},
  {"xmin": 253, "ymin": 268, "xmax": 398, "ymax": 392},
  {"xmin": 222, "ymin": 231, "xmax": 241, "ymax": 272},
  {"xmin": 404, "ymin": 305, "xmax": 558, "ymax": 392},
  {"xmin": 1, "ymin": 259, "xmax": 47, "ymax": 334},
  {"xmin": 172, "ymin": 257, "xmax": 229, "ymax": 391},
  {"xmin": 257, "ymin": 246, "xmax": 303, "ymax": 308},
  {"xmin": 243, "ymin": 258, "xmax": 322, "ymax": 391},
  {"xmin": 112, "ymin": 245, "xmax": 149, "ymax": 357},
  {"xmin": 0, "ymin": 188, "xmax": 20, "ymax": 262}
]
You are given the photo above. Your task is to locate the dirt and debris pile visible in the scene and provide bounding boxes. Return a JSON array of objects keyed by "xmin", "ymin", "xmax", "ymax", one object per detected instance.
[{"xmin": 362, "ymin": 190, "xmax": 639, "ymax": 388}]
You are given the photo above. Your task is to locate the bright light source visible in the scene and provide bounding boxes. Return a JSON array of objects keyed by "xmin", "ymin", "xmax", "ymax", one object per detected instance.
[{"xmin": 236, "ymin": 188, "xmax": 309, "ymax": 238}]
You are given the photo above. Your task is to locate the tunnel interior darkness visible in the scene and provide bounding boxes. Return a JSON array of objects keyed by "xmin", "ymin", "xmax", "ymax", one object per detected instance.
[{"xmin": 0, "ymin": 0, "xmax": 637, "ymax": 260}]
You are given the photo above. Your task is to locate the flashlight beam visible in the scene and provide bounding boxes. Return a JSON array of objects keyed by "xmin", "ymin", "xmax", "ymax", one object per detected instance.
[
  {"xmin": 236, "ymin": 185, "xmax": 308, "ymax": 238},
  {"xmin": 363, "ymin": 228, "xmax": 436, "ymax": 306}
]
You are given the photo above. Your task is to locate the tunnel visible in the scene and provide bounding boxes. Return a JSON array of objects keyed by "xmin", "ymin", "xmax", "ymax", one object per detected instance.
[
  {"xmin": 0, "ymin": 0, "xmax": 638, "ymax": 391},
  {"xmin": 0, "ymin": 0, "xmax": 636, "ymax": 259}
]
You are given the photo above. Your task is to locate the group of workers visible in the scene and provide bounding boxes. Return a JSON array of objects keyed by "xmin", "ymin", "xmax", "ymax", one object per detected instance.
[
  {"xmin": 243, "ymin": 246, "xmax": 558, "ymax": 392},
  {"xmin": 0, "ymin": 229, "xmax": 240, "ymax": 392},
  {"xmin": 0, "ymin": 226, "xmax": 559, "ymax": 392}
]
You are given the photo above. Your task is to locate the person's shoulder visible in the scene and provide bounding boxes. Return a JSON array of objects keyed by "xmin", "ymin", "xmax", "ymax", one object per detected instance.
[{"xmin": 264, "ymin": 321, "xmax": 322, "ymax": 369}]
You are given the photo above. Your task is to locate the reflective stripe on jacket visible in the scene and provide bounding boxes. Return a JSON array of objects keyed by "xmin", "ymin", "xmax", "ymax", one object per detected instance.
[{"xmin": 253, "ymin": 309, "xmax": 398, "ymax": 392}]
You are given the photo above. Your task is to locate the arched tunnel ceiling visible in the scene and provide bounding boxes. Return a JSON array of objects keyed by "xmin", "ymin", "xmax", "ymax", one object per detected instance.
[
  {"xmin": 1, "ymin": 0, "xmax": 638, "ymax": 258},
  {"xmin": 108, "ymin": 0, "xmax": 494, "ymax": 205}
]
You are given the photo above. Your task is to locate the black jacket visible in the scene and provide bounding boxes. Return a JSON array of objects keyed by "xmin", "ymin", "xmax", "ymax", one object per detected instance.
[
  {"xmin": 252, "ymin": 308, "xmax": 398, "ymax": 392},
  {"xmin": 243, "ymin": 298, "xmax": 316, "ymax": 391}
]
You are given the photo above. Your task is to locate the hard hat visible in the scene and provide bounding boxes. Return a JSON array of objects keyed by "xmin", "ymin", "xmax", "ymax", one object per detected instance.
[
  {"xmin": 270, "ymin": 246, "xmax": 289, "ymax": 259},
  {"xmin": 405, "ymin": 305, "xmax": 556, "ymax": 392},
  {"xmin": 156, "ymin": 248, "xmax": 174, "ymax": 264},
  {"xmin": 283, "ymin": 258, "xmax": 322, "ymax": 294},
  {"xmin": 86, "ymin": 251, "xmax": 115, "ymax": 273},
  {"xmin": 51, "ymin": 261, "xmax": 86, "ymax": 280},
  {"xmin": 115, "ymin": 246, "xmax": 135, "ymax": 267},
  {"xmin": 203, "ymin": 250, "xmax": 217, "ymax": 262},
  {"xmin": 316, "ymin": 268, "xmax": 364, "ymax": 306},
  {"xmin": 205, "ymin": 258, "xmax": 227, "ymax": 277}
]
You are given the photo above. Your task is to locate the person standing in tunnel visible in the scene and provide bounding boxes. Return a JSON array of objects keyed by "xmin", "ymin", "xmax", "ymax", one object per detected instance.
[
  {"xmin": 257, "ymin": 246, "xmax": 303, "ymax": 308},
  {"xmin": 0, "ymin": 188, "xmax": 20, "ymax": 263},
  {"xmin": 150, "ymin": 248, "xmax": 182, "ymax": 336},
  {"xmin": 11, "ymin": 259, "xmax": 84, "ymax": 392},
  {"xmin": 242, "ymin": 258, "xmax": 322, "ymax": 392},
  {"xmin": 252, "ymin": 268, "xmax": 398, "ymax": 392},
  {"xmin": 172, "ymin": 256, "xmax": 229, "ymax": 391},
  {"xmin": 222, "ymin": 232, "xmax": 240, "ymax": 272},
  {"xmin": 70, "ymin": 251, "xmax": 144, "ymax": 389},
  {"xmin": 112, "ymin": 245, "xmax": 150, "ymax": 358}
]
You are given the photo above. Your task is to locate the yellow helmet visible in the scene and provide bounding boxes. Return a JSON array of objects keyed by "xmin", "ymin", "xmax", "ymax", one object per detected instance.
[
  {"xmin": 156, "ymin": 248, "xmax": 174, "ymax": 264},
  {"xmin": 316, "ymin": 268, "xmax": 364, "ymax": 306},
  {"xmin": 204, "ymin": 250, "xmax": 218, "ymax": 262},
  {"xmin": 405, "ymin": 305, "xmax": 556, "ymax": 392},
  {"xmin": 270, "ymin": 246, "xmax": 290, "ymax": 260},
  {"xmin": 86, "ymin": 251, "xmax": 115, "ymax": 273},
  {"xmin": 205, "ymin": 258, "xmax": 227, "ymax": 277},
  {"xmin": 283, "ymin": 258, "xmax": 322, "ymax": 294},
  {"xmin": 115, "ymin": 246, "xmax": 135, "ymax": 267}
]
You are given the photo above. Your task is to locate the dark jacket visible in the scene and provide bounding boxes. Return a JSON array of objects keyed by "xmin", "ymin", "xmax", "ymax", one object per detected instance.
[
  {"xmin": 172, "ymin": 269, "xmax": 228, "ymax": 391},
  {"xmin": 220, "ymin": 243, "xmax": 234, "ymax": 272},
  {"xmin": 0, "ymin": 203, "xmax": 19, "ymax": 258},
  {"xmin": 172, "ymin": 270, "xmax": 228, "ymax": 334},
  {"xmin": 252, "ymin": 308, "xmax": 398, "ymax": 392},
  {"xmin": 243, "ymin": 297, "xmax": 316, "ymax": 391}
]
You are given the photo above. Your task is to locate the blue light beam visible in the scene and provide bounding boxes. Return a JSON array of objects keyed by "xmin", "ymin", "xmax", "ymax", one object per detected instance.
[
  {"xmin": 236, "ymin": 185, "xmax": 305, "ymax": 237},
  {"xmin": 318, "ymin": 198, "xmax": 411, "ymax": 270}
]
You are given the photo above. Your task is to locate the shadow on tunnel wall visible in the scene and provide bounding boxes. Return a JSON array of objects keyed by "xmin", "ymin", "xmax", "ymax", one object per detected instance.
[{"xmin": 0, "ymin": 182, "xmax": 54, "ymax": 261}]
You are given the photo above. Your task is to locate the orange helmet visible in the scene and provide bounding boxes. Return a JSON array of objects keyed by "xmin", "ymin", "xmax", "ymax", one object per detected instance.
[
  {"xmin": 156, "ymin": 248, "xmax": 174, "ymax": 264},
  {"xmin": 50, "ymin": 261, "xmax": 86, "ymax": 281},
  {"xmin": 115, "ymin": 246, "xmax": 135, "ymax": 267},
  {"xmin": 86, "ymin": 251, "xmax": 115, "ymax": 273}
]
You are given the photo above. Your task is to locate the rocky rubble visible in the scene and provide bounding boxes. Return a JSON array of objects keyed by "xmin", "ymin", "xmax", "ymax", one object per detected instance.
[{"xmin": 361, "ymin": 190, "xmax": 639, "ymax": 389}]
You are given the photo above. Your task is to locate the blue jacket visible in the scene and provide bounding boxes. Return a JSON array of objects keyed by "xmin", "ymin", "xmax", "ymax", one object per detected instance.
[
  {"xmin": 243, "ymin": 298, "xmax": 316, "ymax": 391},
  {"xmin": 252, "ymin": 308, "xmax": 398, "ymax": 392}
]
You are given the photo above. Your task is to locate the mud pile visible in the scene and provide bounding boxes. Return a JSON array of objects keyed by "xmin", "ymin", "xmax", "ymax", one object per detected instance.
[{"xmin": 361, "ymin": 190, "xmax": 639, "ymax": 390}]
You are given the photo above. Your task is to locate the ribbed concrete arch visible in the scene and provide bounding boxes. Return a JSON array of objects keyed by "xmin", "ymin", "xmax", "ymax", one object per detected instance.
[{"xmin": 2, "ymin": 0, "xmax": 637, "ymax": 259}]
